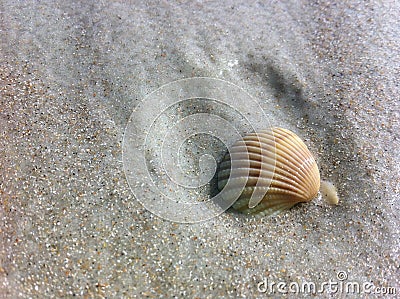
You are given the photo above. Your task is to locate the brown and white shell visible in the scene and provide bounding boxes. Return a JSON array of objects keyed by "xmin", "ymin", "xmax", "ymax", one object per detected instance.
[{"xmin": 217, "ymin": 127, "xmax": 321, "ymax": 217}]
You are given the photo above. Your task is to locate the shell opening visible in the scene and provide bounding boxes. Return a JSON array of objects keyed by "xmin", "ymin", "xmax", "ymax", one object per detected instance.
[{"xmin": 320, "ymin": 180, "xmax": 339, "ymax": 205}]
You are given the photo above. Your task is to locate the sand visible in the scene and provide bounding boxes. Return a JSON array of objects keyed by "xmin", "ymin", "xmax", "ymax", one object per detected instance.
[{"xmin": 1, "ymin": 1, "xmax": 399, "ymax": 298}]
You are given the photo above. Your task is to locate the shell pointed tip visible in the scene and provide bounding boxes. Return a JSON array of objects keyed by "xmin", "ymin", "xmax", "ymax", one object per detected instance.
[{"xmin": 320, "ymin": 180, "xmax": 339, "ymax": 205}]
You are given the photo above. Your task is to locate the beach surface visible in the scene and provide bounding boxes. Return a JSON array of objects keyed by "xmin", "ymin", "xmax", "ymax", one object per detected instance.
[{"xmin": 1, "ymin": 1, "xmax": 399, "ymax": 298}]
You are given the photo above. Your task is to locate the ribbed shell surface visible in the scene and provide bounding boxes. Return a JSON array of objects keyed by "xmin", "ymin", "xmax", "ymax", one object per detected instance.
[{"xmin": 217, "ymin": 127, "xmax": 320, "ymax": 216}]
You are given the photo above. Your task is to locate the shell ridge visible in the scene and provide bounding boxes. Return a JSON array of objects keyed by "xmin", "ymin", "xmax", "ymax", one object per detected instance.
[{"xmin": 217, "ymin": 127, "xmax": 321, "ymax": 216}]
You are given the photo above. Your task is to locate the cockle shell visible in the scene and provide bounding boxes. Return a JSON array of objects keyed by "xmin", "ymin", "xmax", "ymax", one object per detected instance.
[{"xmin": 217, "ymin": 127, "xmax": 321, "ymax": 217}]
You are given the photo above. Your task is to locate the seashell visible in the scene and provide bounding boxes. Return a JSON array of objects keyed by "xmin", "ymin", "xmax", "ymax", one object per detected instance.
[{"xmin": 217, "ymin": 127, "xmax": 329, "ymax": 217}]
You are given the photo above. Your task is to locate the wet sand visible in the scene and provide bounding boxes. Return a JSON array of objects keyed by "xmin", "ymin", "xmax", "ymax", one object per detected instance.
[{"xmin": 1, "ymin": 1, "xmax": 399, "ymax": 298}]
